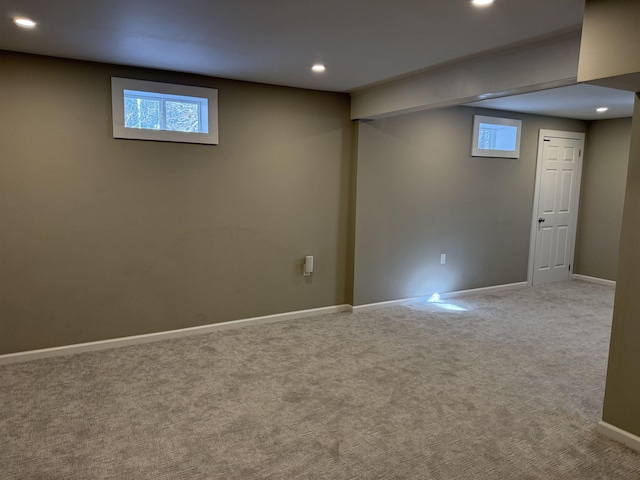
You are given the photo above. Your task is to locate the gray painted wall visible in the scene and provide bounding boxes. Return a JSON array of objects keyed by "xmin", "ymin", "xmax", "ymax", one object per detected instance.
[
  {"xmin": 578, "ymin": 0, "xmax": 640, "ymax": 91},
  {"xmin": 354, "ymin": 106, "xmax": 586, "ymax": 306},
  {"xmin": 574, "ymin": 118, "xmax": 631, "ymax": 281},
  {"xmin": 579, "ymin": 0, "xmax": 640, "ymax": 440},
  {"xmin": 603, "ymin": 94, "xmax": 640, "ymax": 437},
  {"xmin": 0, "ymin": 51, "xmax": 630, "ymax": 355},
  {"xmin": 0, "ymin": 52, "xmax": 354, "ymax": 354}
]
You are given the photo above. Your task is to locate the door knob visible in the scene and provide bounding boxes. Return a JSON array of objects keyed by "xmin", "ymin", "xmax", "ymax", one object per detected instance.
[{"xmin": 538, "ymin": 217, "xmax": 545, "ymax": 223}]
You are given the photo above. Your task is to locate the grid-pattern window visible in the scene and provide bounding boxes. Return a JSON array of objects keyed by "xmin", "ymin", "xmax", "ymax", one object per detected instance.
[
  {"xmin": 123, "ymin": 90, "xmax": 208, "ymax": 133},
  {"xmin": 112, "ymin": 77, "xmax": 218, "ymax": 145}
]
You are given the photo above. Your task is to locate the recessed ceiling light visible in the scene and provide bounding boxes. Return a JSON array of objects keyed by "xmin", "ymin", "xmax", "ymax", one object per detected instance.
[
  {"xmin": 13, "ymin": 17, "xmax": 37, "ymax": 28},
  {"xmin": 471, "ymin": 0, "xmax": 494, "ymax": 6},
  {"xmin": 596, "ymin": 107, "xmax": 609, "ymax": 113},
  {"xmin": 311, "ymin": 64, "xmax": 326, "ymax": 73}
]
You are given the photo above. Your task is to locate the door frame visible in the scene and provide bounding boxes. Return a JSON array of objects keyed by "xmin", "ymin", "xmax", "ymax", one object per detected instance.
[{"xmin": 527, "ymin": 129, "xmax": 586, "ymax": 286}]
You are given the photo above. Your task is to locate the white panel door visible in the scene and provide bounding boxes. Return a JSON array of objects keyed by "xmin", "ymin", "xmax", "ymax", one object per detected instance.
[{"xmin": 532, "ymin": 136, "xmax": 583, "ymax": 285}]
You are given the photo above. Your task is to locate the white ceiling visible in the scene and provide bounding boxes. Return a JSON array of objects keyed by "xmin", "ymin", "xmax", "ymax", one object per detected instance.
[
  {"xmin": 466, "ymin": 84, "xmax": 635, "ymax": 120},
  {"xmin": 0, "ymin": 0, "xmax": 634, "ymax": 119}
]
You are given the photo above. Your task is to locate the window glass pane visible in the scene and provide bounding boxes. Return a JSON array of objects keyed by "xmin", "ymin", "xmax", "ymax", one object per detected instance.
[
  {"xmin": 479, "ymin": 123, "xmax": 517, "ymax": 151},
  {"xmin": 124, "ymin": 96, "xmax": 160, "ymax": 130},
  {"xmin": 165, "ymin": 100, "xmax": 201, "ymax": 133},
  {"xmin": 478, "ymin": 127, "xmax": 493, "ymax": 149}
]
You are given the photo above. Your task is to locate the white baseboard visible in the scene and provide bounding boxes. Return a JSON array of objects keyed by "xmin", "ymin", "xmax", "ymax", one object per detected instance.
[
  {"xmin": 440, "ymin": 281, "xmax": 528, "ymax": 299},
  {"xmin": 352, "ymin": 281, "xmax": 528, "ymax": 313},
  {"xmin": 0, "ymin": 304, "xmax": 352, "ymax": 365},
  {"xmin": 572, "ymin": 274, "xmax": 616, "ymax": 287},
  {"xmin": 597, "ymin": 421, "xmax": 640, "ymax": 454},
  {"xmin": 351, "ymin": 296, "xmax": 428, "ymax": 313}
]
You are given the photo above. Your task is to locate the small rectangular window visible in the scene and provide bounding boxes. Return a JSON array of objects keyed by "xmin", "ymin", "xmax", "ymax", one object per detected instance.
[
  {"xmin": 471, "ymin": 115, "xmax": 521, "ymax": 158},
  {"xmin": 112, "ymin": 78, "xmax": 218, "ymax": 145}
]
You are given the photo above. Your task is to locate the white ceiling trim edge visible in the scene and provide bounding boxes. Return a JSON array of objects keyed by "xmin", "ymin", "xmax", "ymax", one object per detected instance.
[{"xmin": 350, "ymin": 31, "xmax": 581, "ymax": 120}]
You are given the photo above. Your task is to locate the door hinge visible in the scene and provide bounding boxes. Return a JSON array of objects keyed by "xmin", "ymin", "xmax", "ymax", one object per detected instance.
[{"xmin": 569, "ymin": 264, "xmax": 571, "ymax": 272}]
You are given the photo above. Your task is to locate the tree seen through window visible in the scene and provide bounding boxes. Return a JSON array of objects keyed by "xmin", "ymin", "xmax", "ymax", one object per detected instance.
[{"xmin": 124, "ymin": 90, "xmax": 206, "ymax": 133}]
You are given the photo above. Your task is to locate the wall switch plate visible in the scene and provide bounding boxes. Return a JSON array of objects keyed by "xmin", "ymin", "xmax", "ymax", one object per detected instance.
[{"xmin": 440, "ymin": 253, "xmax": 446, "ymax": 264}]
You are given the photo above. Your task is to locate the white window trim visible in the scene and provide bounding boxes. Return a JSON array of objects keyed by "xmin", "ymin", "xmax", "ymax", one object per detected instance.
[{"xmin": 111, "ymin": 77, "xmax": 218, "ymax": 145}]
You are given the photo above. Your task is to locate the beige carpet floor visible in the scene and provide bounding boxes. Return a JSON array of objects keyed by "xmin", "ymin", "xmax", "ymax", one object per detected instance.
[{"xmin": 1, "ymin": 280, "xmax": 639, "ymax": 479}]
